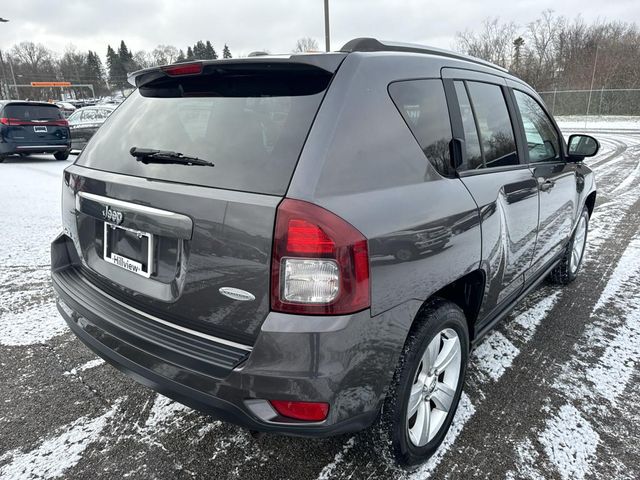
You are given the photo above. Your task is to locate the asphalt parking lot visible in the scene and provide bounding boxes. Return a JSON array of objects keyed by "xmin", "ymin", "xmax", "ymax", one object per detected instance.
[{"xmin": 1, "ymin": 122, "xmax": 640, "ymax": 479}]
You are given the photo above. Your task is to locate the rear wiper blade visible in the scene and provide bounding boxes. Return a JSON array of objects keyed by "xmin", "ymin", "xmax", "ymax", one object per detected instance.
[{"xmin": 129, "ymin": 147, "xmax": 214, "ymax": 167}]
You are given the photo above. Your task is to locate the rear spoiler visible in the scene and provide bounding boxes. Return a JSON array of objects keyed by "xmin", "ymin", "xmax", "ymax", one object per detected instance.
[{"xmin": 128, "ymin": 53, "xmax": 347, "ymax": 88}]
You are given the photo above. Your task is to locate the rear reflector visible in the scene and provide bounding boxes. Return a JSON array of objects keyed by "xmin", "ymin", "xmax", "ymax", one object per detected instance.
[
  {"xmin": 270, "ymin": 400, "xmax": 329, "ymax": 421},
  {"xmin": 161, "ymin": 62, "xmax": 203, "ymax": 76}
]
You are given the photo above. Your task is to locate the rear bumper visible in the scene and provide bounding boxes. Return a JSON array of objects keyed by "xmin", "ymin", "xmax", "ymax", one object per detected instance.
[
  {"xmin": 51, "ymin": 233, "xmax": 409, "ymax": 437},
  {"xmin": 0, "ymin": 141, "xmax": 70, "ymax": 155}
]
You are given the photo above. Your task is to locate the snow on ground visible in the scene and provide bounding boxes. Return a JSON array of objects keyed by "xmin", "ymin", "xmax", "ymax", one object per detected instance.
[
  {"xmin": 556, "ymin": 115, "xmax": 640, "ymax": 131},
  {"xmin": 538, "ymin": 404, "xmax": 600, "ymax": 480},
  {"xmin": 0, "ymin": 301, "xmax": 67, "ymax": 347},
  {"xmin": 0, "ymin": 399, "xmax": 122, "ymax": 480}
]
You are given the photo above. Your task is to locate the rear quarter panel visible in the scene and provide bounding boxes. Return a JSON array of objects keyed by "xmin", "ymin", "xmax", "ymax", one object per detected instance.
[{"xmin": 288, "ymin": 53, "xmax": 482, "ymax": 316}]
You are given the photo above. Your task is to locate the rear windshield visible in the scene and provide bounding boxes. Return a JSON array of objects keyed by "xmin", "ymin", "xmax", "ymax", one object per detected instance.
[
  {"xmin": 3, "ymin": 104, "xmax": 63, "ymax": 121},
  {"xmin": 76, "ymin": 69, "xmax": 331, "ymax": 195}
]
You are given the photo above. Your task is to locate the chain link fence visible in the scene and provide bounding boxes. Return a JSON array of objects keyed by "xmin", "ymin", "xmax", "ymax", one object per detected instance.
[{"xmin": 538, "ymin": 89, "xmax": 640, "ymax": 117}]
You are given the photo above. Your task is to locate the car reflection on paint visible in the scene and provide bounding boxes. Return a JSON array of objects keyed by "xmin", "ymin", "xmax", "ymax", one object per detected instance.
[{"xmin": 370, "ymin": 225, "xmax": 452, "ymax": 262}]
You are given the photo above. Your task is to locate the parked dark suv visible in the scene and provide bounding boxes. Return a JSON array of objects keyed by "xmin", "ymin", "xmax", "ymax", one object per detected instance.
[
  {"xmin": 51, "ymin": 38, "xmax": 599, "ymax": 466},
  {"xmin": 0, "ymin": 101, "xmax": 71, "ymax": 161}
]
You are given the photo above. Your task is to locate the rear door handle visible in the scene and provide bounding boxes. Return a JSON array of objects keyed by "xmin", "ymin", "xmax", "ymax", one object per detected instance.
[{"xmin": 539, "ymin": 179, "xmax": 555, "ymax": 192}]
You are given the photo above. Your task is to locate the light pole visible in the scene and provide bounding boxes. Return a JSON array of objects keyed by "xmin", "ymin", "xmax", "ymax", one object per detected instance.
[
  {"xmin": 0, "ymin": 17, "xmax": 15, "ymax": 99},
  {"xmin": 324, "ymin": 0, "xmax": 330, "ymax": 52}
]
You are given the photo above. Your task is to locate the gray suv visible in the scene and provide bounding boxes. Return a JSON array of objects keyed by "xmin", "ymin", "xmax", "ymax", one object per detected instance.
[{"xmin": 51, "ymin": 38, "xmax": 599, "ymax": 466}]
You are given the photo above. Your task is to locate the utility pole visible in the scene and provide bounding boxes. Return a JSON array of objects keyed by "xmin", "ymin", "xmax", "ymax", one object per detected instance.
[
  {"xmin": 324, "ymin": 0, "xmax": 330, "ymax": 52},
  {"xmin": 0, "ymin": 17, "xmax": 11, "ymax": 99}
]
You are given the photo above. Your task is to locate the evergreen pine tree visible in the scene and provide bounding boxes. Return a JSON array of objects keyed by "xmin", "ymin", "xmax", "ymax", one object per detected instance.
[
  {"xmin": 106, "ymin": 45, "xmax": 121, "ymax": 92},
  {"xmin": 222, "ymin": 44, "xmax": 232, "ymax": 59},
  {"xmin": 204, "ymin": 41, "xmax": 217, "ymax": 59},
  {"xmin": 186, "ymin": 46, "xmax": 194, "ymax": 60},
  {"xmin": 85, "ymin": 51, "xmax": 106, "ymax": 96},
  {"xmin": 176, "ymin": 49, "xmax": 186, "ymax": 62}
]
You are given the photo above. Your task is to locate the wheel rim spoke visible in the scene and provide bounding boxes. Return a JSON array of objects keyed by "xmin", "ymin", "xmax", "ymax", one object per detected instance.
[
  {"xmin": 417, "ymin": 401, "xmax": 432, "ymax": 446},
  {"xmin": 570, "ymin": 216, "xmax": 587, "ymax": 273},
  {"xmin": 434, "ymin": 336, "xmax": 459, "ymax": 373},
  {"xmin": 423, "ymin": 334, "xmax": 440, "ymax": 368},
  {"xmin": 431, "ymin": 383, "xmax": 455, "ymax": 412},
  {"xmin": 407, "ymin": 382, "xmax": 423, "ymax": 419}
]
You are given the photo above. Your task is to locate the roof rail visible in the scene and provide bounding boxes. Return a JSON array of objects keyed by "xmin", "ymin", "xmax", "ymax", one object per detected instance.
[{"xmin": 339, "ymin": 38, "xmax": 509, "ymax": 73}]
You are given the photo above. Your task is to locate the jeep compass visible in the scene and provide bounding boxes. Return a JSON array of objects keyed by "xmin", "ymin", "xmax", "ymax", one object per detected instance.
[{"xmin": 51, "ymin": 38, "xmax": 599, "ymax": 466}]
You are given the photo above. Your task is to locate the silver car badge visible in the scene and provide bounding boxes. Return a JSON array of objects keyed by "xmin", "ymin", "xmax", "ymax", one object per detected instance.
[{"xmin": 219, "ymin": 287, "xmax": 256, "ymax": 302}]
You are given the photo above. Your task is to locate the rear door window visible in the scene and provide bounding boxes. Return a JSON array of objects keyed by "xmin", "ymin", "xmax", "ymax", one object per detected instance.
[
  {"xmin": 463, "ymin": 81, "xmax": 519, "ymax": 169},
  {"xmin": 3, "ymin": 104, "xmax": 63, "ymax": 121},
  {"xmin": 76, "ymin": 68, "xmax": 332, "ymax": 195},
  {"xmin": 388, "ymin": 79, "xmax": 453, "ymax": 176},
  {"xmin": 454, "ymin": 82, "xmax": 483, "ymax": 170}
]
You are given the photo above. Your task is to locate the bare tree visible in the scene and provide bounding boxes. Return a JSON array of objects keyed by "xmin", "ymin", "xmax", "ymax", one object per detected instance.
[
  {"xmin": 294, "ymin": 37, "xmax": 320, "ymax": 53},
  {"xmin": 133, "ymin": 50, "xmax": 153, "ymax": 69},
  {"xmin": 152, "ymin": 45, "xmax": 179, "ymax": 65},
  {"xmin": 10, "ymin": 41, "xmax": 55, "ymax": 70},
  {"xmin": 455, "ymin": 18, "xmax": 518, "ymax": 68}
]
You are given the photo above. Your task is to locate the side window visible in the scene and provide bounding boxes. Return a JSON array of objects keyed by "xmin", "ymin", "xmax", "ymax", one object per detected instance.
[
  {"xmin": 465, "ymin": 81, "xmax": 519, "ymax": 169},
  {"xmin": 454, "ymin": 81, "xmax": 483, "ymax": 170},
  {"xmin": 388, "ymin": 79, "xmax": 452, "ymax": 176},
  {"xmin": 513, "ymin": 90, "xmax": 561, "ymax": 163}
]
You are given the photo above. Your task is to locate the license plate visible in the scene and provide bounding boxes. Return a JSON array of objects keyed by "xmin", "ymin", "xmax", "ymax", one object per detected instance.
[
  {"xmin": 33, "ymin": 126, "xmax": 47, "ymax": 133},
  {"xmin": 103, "ymin": 222, "xmax": 153, "ymax": 278}
]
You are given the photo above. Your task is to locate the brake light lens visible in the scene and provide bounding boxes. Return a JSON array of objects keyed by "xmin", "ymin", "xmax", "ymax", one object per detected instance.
[
  {"xmin": 0, "ymin": 117, "xmax": 68, "ymax": 126},
  {"xmin": 270, "ymin": 400, "xmax": 329, "ymax": 421},
  {"xmin": 161, "ymin": 62, "xmax": 203, "ymax": 76},
  {"xmin": 271, "ymin": 199, "xmax": 370, "ymax": 315}
]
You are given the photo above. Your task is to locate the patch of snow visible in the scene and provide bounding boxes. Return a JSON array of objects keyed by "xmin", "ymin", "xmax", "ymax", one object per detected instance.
[
  {"xmin": 594, "ymin": 236, "xmax": 640, "ymax": 311},
  {"xmin": 556, "ymin": 115, "xmax": 640, "ymax": 131},
  {"xmin": 0, "ymin": 301, "xmax": 67, "ymax": 346},
  {"xmin": 472, "ymin": 331, "xmax": 520, "ymax": 381},
  {"xmin": 538, "ymin": 404, "xmax": 600, "ymax": 480},
  {"xmin": 316, "ymin": 437, "xmax": 356, "ymax": 480},
  {"xmin": 511, "ymin": 292, "xmax": 561, "ymax": 342},
  {"xmin": 143, "ymin": 394, "xmax": 192, "ymax": 433},
  {"xmin": 0, "ymin": 399, "xmax": 121, "ymax": 479},
  {"xmin": 585, "ymin": 311, "xmax": 640, "ymax": 405},
  {"xmin": 511, "ymin": 439, "xmax": 546, "ymax": 480},
  {"xmin": 63, "ymin": 358, "xmax": 106, "ymax": 376}
]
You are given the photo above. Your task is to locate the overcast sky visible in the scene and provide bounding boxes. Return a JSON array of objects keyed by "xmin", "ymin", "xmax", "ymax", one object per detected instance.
[{"xmin": 1, "ymin": 0, "xmax": 639, "ymax": 60}]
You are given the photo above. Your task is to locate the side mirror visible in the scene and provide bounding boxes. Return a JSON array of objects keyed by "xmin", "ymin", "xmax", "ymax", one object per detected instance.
[{"xmin": 567, "ymin": 134, "xmax": 599, "ymax": 161}]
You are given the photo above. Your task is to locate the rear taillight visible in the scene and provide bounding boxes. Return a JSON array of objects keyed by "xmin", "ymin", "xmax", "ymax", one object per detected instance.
[
  {"xmin": 0, "ymin": 117, "xmax": 68, "ymax": 126},
  {"xmin": 0, "ymin": 117, "xmax": 20, "ymax": 125},
  {"xmin": 161, "ymin": 62, "xmax": 203, "ymax": 76},
  {"xmin": 271, "ymin": 199, "xmax": 370, "ymax": 315},
  {"xmin": 269, "ymin": 400, "xmax": 329, "ymax": 421}
]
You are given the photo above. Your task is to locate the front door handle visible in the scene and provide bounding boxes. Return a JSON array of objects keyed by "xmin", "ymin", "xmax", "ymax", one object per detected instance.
[{"xmin": 539, "ymin": 179, "xmax": 555, "ymax": 192}]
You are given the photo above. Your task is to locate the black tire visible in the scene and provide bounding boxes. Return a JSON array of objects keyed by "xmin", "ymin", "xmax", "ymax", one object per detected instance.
[
  {"xmin": 548, "ymin": 206, "xmax": 589, "ymax": 285},
  {"xmin": 54, "ymin": 151, "xmax": 70, "ymax": 161},
  {"xmin": 376, "ymin": 298, "xmax": 469, "ymax": 467}
]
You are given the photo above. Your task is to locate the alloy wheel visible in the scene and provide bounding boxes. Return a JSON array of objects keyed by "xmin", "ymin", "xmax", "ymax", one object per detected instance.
[{"xmin": 406, "ymin": 328, "xmax": 462, "ymax": 447}]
